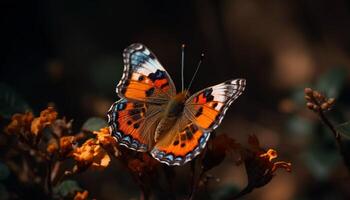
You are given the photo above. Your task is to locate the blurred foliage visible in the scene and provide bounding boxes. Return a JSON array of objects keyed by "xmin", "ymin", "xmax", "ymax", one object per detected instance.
[
  {"xmin": 212, "ymin": 185, "xmax": 240, "ymax": 200},
  {"xmin": 81, "ymin": 117, "xmax": 108, "ymax": 132},
  {"xmin": 53, "ymin": 180, "xmax": 82, "ymax": 199},
  {"xmin": 302, "ymin": 144, "xmax": 340, "ymax": 180},
  {"xmin": 0, "ymin": 83, "xmax": 31, "ymax": 119},
  {"xmin": 315, "ymin": 68, "xmax": 347, "ymax": 98},
  {"xmin": 0, "ymin": 162, "xmax": 10, "ymax": 181},
  {"xmin": 336, "ymin": 121, "xmax": 350, "ymax": 139},
  {"xmin": 88, "ymin": 57, "xmax": 123, "ymax": 94},
  {"xmin": 286, "ymin": 116, "xmax": 315, "ymax": 136},
  {"xmin": 0, "ymin": 184, "xmax": 9, "ymax": 200}
]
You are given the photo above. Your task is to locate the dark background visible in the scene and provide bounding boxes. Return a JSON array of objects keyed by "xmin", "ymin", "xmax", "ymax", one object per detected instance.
[{"xmin": 2, "ymin": 0, "xmax": 350, "ymax": 199}]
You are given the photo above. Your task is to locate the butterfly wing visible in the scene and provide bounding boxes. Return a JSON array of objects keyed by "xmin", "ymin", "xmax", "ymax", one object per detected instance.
[
  {"xmin": 107, "ymin": 99, "xmax": 164, "ymax": 151},
  {"xmin": 185, "ymin": 79, "xmax": 246, "ymax": 131},
  {"xmin": 150, "ymin": 117, "xmax": 210, "ymax": 166},
  {"xmin": 117, "ymin": 43, "xmax": 176, "ymax": 104},
  {"xmin": 150, "ymin": 79, "xmax": 246, "ymax": 165}
]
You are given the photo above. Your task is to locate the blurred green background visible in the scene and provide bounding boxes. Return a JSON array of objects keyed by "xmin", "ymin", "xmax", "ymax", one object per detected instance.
[{"xmin": 1, "ymin": 0, "xmax": 350, "ymax": 199}]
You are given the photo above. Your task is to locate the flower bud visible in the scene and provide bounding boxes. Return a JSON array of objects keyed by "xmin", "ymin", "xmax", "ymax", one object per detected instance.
[{"xmin": 304, "ymin": 88, "xmax": 313, "ymax": 96}]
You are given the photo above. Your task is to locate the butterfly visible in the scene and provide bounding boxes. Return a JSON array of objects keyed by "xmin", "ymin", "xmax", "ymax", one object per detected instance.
[{"xmin": 107, "ymin": 43, "xmax": 246, "ymax": 166}]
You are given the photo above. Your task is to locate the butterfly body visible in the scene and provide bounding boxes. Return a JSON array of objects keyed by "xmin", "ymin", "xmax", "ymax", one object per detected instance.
[
  {"xmin": 154, "ymin": 91, "xmax": 188, "ymax": 142},
  {"xmin": 108, "ymin": 43, "xmax": 246, "ymax": 166}
]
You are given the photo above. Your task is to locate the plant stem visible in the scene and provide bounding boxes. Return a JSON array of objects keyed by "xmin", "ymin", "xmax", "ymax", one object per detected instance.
[
  {"xmin": 310, "ymin": 94, "xmax": 350, "ymax": 172},
  {"xmin": 317, "ymin": 110, "xmax": 341, "ymax": 142},
  {"xmin": 189, "ymin": 170, "xmax": 205, "ymax": 200},
  {"xmin": 51, "ymin": 161, "xmax": 61, "ymax": 184},
  {"xmin": 46, "ymin": 160, "xmax": 53, "ymax": 198},
  {"xmin": 188, "ymin": 147, "xmax": 207, "ymax": 200}
]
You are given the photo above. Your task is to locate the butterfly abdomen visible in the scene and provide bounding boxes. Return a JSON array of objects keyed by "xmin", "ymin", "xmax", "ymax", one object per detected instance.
[{"xmin": 154, "ymin": 92, "xmax": 187, "ymax": 142}]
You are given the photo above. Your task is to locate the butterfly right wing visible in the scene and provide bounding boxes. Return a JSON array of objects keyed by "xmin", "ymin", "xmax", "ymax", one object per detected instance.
[
  {"xmin": 150, "ymin": 117, "xmax": 210, "ymax": 166},
  {"xmin": 107, "ymin": 99, "xmax": 163, "ymax": 151},
  {"xmin": 185, "ymin": 79, "xmax": 246, "ymax": 131}
]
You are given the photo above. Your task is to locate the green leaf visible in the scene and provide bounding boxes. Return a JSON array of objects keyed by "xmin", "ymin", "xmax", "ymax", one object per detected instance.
[
  {"xmin": 53, "ymin": 180, "xmax": 81, "ymax": 198},
  {"xmin": 315, "ymin": 68, "xmax": 347, "ymax": 98},
  {"xmin": 82, "ymin": 117, "xmax": 108, "ymax": 132},
  {"xmin": 0, "ymin": 83, "xmax": 31, "ymax": 119},
  {"xmin": 0, "ymin": 162, "xmax": 10, "ymax": 181},
  {"xmin": 336, "ymin": 121, "xmax": 350, "ymax": 139},
  {"xmin": 212, "ymin": 185, "xmax": 240, "ymax": 200}
]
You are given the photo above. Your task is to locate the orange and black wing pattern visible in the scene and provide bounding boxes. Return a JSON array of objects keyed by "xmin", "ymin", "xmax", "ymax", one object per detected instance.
[
  {"xmin": 150, "ymin": 121, "xmax": 210, "ymax": 166},
  {"xmin": 185, "ymin": 79, "xmax": 246, "ymax": 131},
  {"xmin": 117, "ymin": 43, "xmax": 176, "ymax": 104},
  {"xmin": 107, "ymin": 99, "xmax": 162, "ymax": 151},
  {"xmin": 150, "ymin": 79, "xmax": 246, "ymax": 166}
]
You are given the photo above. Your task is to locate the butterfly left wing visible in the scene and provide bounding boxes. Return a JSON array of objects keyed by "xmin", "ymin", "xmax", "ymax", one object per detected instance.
[
  {"xmin": 185, "ymin": 79, "xmax": 246, "ymax": 131},
  {"xmin": 109, "ymin": 43, "xmax": 176, "ymax": 152},
  {"xmin": 117, "ymin": 43, "xmax": 176, "ymax": 104},
  {"xmin": 107, "ymin": 99, "xmax": 164, "ymax": 152}
]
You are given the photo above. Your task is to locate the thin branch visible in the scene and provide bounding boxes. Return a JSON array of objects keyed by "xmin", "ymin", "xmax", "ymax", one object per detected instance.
[
  {"xmin": 188, "ymin": 147, "xmax": 208, "ymax": 200},
  {"xmin": 51, "ymin": 161, "xmax": 61, "ymax": 184},
  {"xmin": 310, "ymin": 94, "xmax": 342, "ymax": 145},
  {"xmin": 46, "ymin": 160, "xmax": 53, "ymax": 197},
  {"xmin": 317, "ymin": 110, "xmax": 341, "ymax": 141},
  {"xmin": 307, "ymin": 90, "xmax": 350, "ymax": 172}
]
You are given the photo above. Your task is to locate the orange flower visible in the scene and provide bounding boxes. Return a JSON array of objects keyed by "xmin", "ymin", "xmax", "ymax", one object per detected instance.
[
  {"xmin": 4, "ymin": 112, "xmax": 34, "ymax": 135},
  {"xmin": 46, "ymin": 140, "xmax": 58, "ymax": 154},
  {"xmin": 46, "ymin": 136, "xmax": 76, "ymax": 156},
  {"xmin": 60, "ymin": 136, "xmax": 76, "ymax": 151},
  {"xmin": 93, "ymin": 127, "xmax": 116, "ymax": 147},
  {"xmin": 93, "ymin": 127, "xmax": 120, "ymax": 157},
  {"xmin": 259, "ymin": 148, "xmax": 292, "ymax": 174},
  {"xmin": 72, "ymin": 139, "xmax": 110, "ymax": 170},
  {"xmin": 74, "ymin": 190, "xmax": 88, "ymax": 200},
  {"xmin": 127, "ymin": 153, "xmax": 158, "ymax": 175},
  {"xmin": 31, "ymin": 107, "xmax": 58, "ymax": 136},
  {"xmin": 239, "ymin": 135, "xmax": 291, "ymax": 193}
]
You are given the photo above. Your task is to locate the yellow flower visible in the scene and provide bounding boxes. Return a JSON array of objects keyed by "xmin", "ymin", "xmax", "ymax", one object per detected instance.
[
  {"xmin": 31, "ymin": 107, "xmax": 58, "ymax": 136},
  {"xmin": 4, "ymin": 112, "xmax": 34, "ymax": 135},
  {"xmin": 74, "ymin": 190, "xmax": 89, "ymax": 200}
]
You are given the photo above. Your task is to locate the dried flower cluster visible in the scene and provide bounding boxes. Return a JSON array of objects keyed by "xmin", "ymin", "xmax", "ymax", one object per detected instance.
[
  {"xmin": 305, "ymin": 88, "xmax": 335, "ymax": 112},
  {"xmin": 2, "ymin": 107, "xmax": 110, "ymax": 199},
  {"xmin": 2, "ymin": 107, "xmax": 291, "ymax": 200}
]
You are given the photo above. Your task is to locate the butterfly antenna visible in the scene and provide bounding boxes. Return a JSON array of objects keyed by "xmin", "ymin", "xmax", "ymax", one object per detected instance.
[
  {"xmin": 181, "ymin": 44, "xmax": 185, "ymax": 92},
  {"xmin": 187, "ymin": 53, "xmax": 204, "ymax": 92}
]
